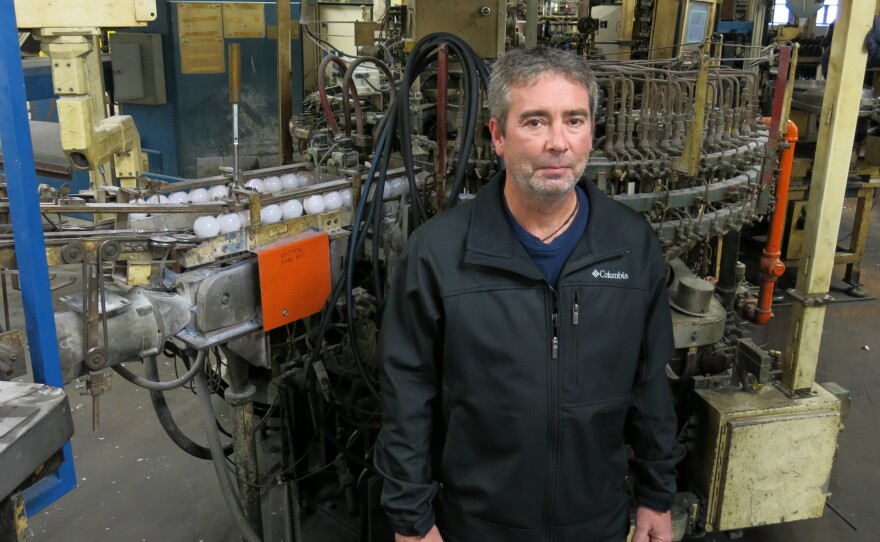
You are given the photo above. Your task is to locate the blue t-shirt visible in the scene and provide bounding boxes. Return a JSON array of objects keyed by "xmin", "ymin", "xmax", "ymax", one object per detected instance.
[{"xmin": 503, "ymin": 185, "xmax": 589, "ymax": 288}]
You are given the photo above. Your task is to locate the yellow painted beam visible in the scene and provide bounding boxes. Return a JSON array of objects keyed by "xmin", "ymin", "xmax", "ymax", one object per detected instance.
[{"xmin": 782, "ymin": 0, "xmax": 874, "ymax": 392}]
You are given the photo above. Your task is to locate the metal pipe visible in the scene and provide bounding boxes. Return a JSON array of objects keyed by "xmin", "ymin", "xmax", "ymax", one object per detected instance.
[
  {"xmin": 760, "ymin": 46, "xmax": 791, "ymax": 188},
  {"xmin": 742, "ymin": 120, "xmax": 798, "ymax": 325},
  {"xmin": 193, "ymin": 370, "xmax": 263, "ymax": 542},
  {"xmin": 716, "ymin": 229, "xmax": 741, "ymax": 312},
  {"xmin": 223, "ymin": 347, "xmax": 263, "ymax": 537},
  {"xmin": 278, "ymin": 0, "xmax": 293, "ymax": 163},
  {"xmin": 229, "ymin": 43, "xmax": 241, "ymax": 184},
  {"xmin": 526, "ymin": 0, "xmax": 538, "ymax": 48}
]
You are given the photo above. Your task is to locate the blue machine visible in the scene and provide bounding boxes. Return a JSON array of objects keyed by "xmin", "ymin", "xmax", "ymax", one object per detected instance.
[{"xmin": 0, "ymin": 0, "xmax": 77, "ymax": 515}]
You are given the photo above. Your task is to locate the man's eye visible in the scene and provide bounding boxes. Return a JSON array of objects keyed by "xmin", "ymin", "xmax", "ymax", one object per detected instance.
[
  {"xmin": 568, "ymin": 117, "xmax": 586, "ymax": 126},
  {"xmin": 526, "ymin": 119, "xmax": 543, "ymax": 127}
]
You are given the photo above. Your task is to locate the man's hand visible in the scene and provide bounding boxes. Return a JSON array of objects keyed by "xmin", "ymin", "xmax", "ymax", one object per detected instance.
[
  {"xmin": 395, "ymin": 525, "xmax": 443, "ymax": 542},
  {"xmin": 632, "ymin": 506, "xmax": 673, "ymax": 542}
]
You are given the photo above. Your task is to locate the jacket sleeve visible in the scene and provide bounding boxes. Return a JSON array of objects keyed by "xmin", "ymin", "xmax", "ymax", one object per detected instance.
[
  {"xmin": 625, "ymin": 235, "xmax": 685, "ymax": 512},
  {"xmin": 374, "ymin": 231, "xmax": 442, "ymax": 537}
]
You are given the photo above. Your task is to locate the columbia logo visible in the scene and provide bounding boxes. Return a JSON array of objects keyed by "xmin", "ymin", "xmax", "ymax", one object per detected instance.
[{"xmin": 592, "ymin": 269, "xmax": 629, "ymax": 280}]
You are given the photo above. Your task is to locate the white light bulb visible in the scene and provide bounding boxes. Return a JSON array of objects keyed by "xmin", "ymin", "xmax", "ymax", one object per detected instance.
[
  {"xmin": 188, "ymin": 188, "xmax": 210, "ymax": 203},
  {"xmin": 298, "ymin": 171, "xmax": 315, "ymax": 186},
  {"xmin": 245, "ymin": 178, "xmax": 265, "ymax": 193},
  {"xmin": 280, "ymin": 173, "xmax": 300, "ymax": 191},
  {"xmin": 146, "ymin": 194, "xmax": 170, "ymax": 205},
  {"xmin": 193, "ymin": 215, "xmax": 220, "ymax": 239},
  {"xmin": 238, "ymin": 210, "xmax": 251, "ymax": 227},
  {"xmin": 340, "ymin": 188, "xmax": 353, "ymax": 207},
  {"xmin": 263, "ymin": 176, "xmax": 282, "ymax": 194},
  {"xmin": 389, "ymin": 176, "xmax": 407, "ymax": 196},
  {"xmin": 169, "ymin": 191, "xmax": 188, "ymax": 204},
  {"xmin": 216, "ymin": 212, "xmax": 242, "ymax": 234},
  {"xmin": 260, "ymin": 204, "xmax": 282, "ymax": 224},
  {"xmin": 209, "ymin": 184, "xmax": 229, "ymax": 200},
  {"xmin": 303, "ymin": 195, "xmax": 325, "ymax": 215},
  {"xmin": 322, "ymin": 191, "xmax": 342, "ymax": 211},
  {"xmin": 281, "ymin": 199, "xmax": 304, "ymax": 220}
]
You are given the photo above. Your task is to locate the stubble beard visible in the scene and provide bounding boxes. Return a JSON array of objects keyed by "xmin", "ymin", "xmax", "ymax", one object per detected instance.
[{"xmin": 508, "ymin": 161, "xmax": 586, "ymax": 204}]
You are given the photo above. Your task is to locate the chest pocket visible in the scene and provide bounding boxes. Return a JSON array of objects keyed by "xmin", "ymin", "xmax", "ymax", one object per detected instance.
[{"xmin": 561, "ymin": 283, "xmax": 647, "ymax": 406}]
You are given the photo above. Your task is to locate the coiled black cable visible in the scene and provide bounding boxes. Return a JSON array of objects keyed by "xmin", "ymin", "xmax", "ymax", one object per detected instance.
[
  {"xmin": 396, "ymin": 33, "xmax": 491, "ymax": 226},
  {"xmin": 144, "ymin": 355, "xmax": 234, "ymax": 460}
]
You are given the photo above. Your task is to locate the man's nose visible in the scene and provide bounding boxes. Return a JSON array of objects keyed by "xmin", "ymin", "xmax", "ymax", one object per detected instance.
[{"xmin": 546, "ymin": 123, "xmax": 568, "ymax": 153}]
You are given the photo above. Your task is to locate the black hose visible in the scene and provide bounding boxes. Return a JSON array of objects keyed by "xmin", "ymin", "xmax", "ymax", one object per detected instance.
[
  {"xmin": 279, "ymin": 135, "xmax": 391, "ymax": 480},
  {"xmin": 144, "ymin": 356, "xmax": 233, "ymax": 460},
  {"xmin": 113, "ymin": 350, "xmax": 206, "ymax": 391},
  {"xmin": 395, "ymin": 33, "xmax": 492, "ymax": 224},
  {"xmin": 193, "ymin": 370, "xmax": 263, "ymax": 542},
  {"xmin": 340, "ymin": 131, "xmax": 388, "ymax": 400}
]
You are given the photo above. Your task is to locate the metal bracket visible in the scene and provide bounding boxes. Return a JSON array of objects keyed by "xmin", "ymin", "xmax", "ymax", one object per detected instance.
[
  {"xmin": 786, "ymin": 288, "xmax": 834, "ymax": 307},
  {"xmin": 773, "ymin": 379, "xmax": 818, "ymax": 399}
]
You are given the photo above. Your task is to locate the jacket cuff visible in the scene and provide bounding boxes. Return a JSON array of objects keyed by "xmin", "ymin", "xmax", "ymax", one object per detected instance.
[
  {"xmin": 392, "ymin": 509, "xmax": 436, "ymax": 538},
  {"xmin": 635, "ymin": 486, "xmax": 674, "ymax": 513}
]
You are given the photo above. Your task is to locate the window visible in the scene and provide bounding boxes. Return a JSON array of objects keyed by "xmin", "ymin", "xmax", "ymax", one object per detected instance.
[
  {"xmin": 772, "ymin": 0, "xmax": 792, "ymax": 25},
  {"xmin": 772, "ymin": 0, "xmax": 838, "ymax": 26},
  {"xmin": 816, "ymin": 1, "xmax": 838, "ymax": 26}
]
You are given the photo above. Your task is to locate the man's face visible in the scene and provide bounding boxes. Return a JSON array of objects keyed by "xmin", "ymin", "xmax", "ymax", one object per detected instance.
[{"xmin": 489, "ymin": 74, "xmax": 593, "ymax": 202}]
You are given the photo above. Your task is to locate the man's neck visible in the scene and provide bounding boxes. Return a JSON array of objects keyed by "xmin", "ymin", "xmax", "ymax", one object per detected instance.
[{"xmin": 503, "ymin": 180, "xmax": 579, "ymax": 243}]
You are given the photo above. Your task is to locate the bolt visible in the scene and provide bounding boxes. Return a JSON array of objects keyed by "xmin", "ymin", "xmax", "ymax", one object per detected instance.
[
  {"xmin": 480, "ymin": 6, "xmax": 491, "ymax": 15},
  {"xmin": 282, "ymin": 309, "xmax": 288, "ymax": 316},
  {"xmin": 221, "ymin": 293, "xmax": 231, "ymax": 305}
]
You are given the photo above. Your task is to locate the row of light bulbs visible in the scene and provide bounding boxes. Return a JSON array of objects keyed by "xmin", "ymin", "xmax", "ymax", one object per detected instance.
[
  {"xmin": 130, "ymin": 172, "xmax": 317, "ymax": 220},
  {"xmin": 187, "ymin": 176, "xmax": 409, "ymax": 239}
]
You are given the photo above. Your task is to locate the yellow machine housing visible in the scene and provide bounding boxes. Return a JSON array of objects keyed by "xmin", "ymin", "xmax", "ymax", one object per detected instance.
[{"xmin": 687, "ymin": 383, "xmax": 842, "ymax": 532}]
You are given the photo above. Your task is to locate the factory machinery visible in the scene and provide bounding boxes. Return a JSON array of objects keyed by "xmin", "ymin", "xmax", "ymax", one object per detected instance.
[{"xmin": 1, "ymin": 1, "xmax": 869, "ymax": 541}]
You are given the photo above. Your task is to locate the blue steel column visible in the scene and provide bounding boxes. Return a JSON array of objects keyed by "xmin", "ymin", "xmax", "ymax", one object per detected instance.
[{"xmin": 0, "ymin": 0, "xmax": 77, "ymax": 513}]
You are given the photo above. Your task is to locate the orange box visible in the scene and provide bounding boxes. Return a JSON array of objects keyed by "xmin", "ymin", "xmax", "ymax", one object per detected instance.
[{"xmin": 253, "ymin": 230, "xmax": 331, "ymax": 331}]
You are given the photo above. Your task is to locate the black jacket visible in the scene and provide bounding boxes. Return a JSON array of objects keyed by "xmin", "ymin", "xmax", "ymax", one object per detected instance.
[{"xmin": 375, "ymin": 175, "xmax": 684, "ymax": 542}]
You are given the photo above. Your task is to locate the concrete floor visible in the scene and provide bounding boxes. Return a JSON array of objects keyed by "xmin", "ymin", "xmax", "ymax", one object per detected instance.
[{"xmin": 11, "ymin": 196, "xmax": 880, "ymax": 542}]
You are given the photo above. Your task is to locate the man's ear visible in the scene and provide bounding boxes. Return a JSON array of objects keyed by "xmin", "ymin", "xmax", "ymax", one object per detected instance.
[{"xmin": 489, "ymin": 117, "xmax": 505, "ymax": 157}]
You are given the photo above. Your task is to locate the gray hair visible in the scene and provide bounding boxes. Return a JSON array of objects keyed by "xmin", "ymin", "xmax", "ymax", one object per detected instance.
[{"xmin": 487, "ymin": 46, "xmax": 599, "ymax": 135}]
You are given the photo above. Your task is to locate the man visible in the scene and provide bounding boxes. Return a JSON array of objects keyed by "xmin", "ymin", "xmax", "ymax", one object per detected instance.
[{"xmin": 375, "ymin": 46, "xmax": 683, "ymax": 542}]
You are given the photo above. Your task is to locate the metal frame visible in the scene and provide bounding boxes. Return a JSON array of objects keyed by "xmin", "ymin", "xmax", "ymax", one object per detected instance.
[{"xmin": 0, "ymin": 0, "xmax": 77, "ymax": 515}]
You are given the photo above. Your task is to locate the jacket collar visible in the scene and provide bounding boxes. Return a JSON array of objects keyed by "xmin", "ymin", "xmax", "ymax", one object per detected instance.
[{"xmin": 464, "ymin": 169, "xmax": 629, "ymax": 278}]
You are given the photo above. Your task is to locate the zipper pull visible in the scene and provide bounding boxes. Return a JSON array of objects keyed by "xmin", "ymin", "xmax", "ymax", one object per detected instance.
[
  {"xmin": 552, "ymin": 336, "xmax": 559, "ymax": 359},
  {"xmin": 572, "ymin": 293, "xmax": 579, "ymax": 325}
]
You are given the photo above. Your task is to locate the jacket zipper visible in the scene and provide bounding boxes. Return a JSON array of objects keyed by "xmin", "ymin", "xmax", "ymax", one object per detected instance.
[
  {"xmin": 543, "ymin": 251, "xmax": 627, "ymax": 535},
  {"xmin": 543, "ymin": 287, "xmax": 560, "ymax": 539},
  {"xmin": 572, "ymin": 291, "xmax": 579, "ymax": 384}
]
